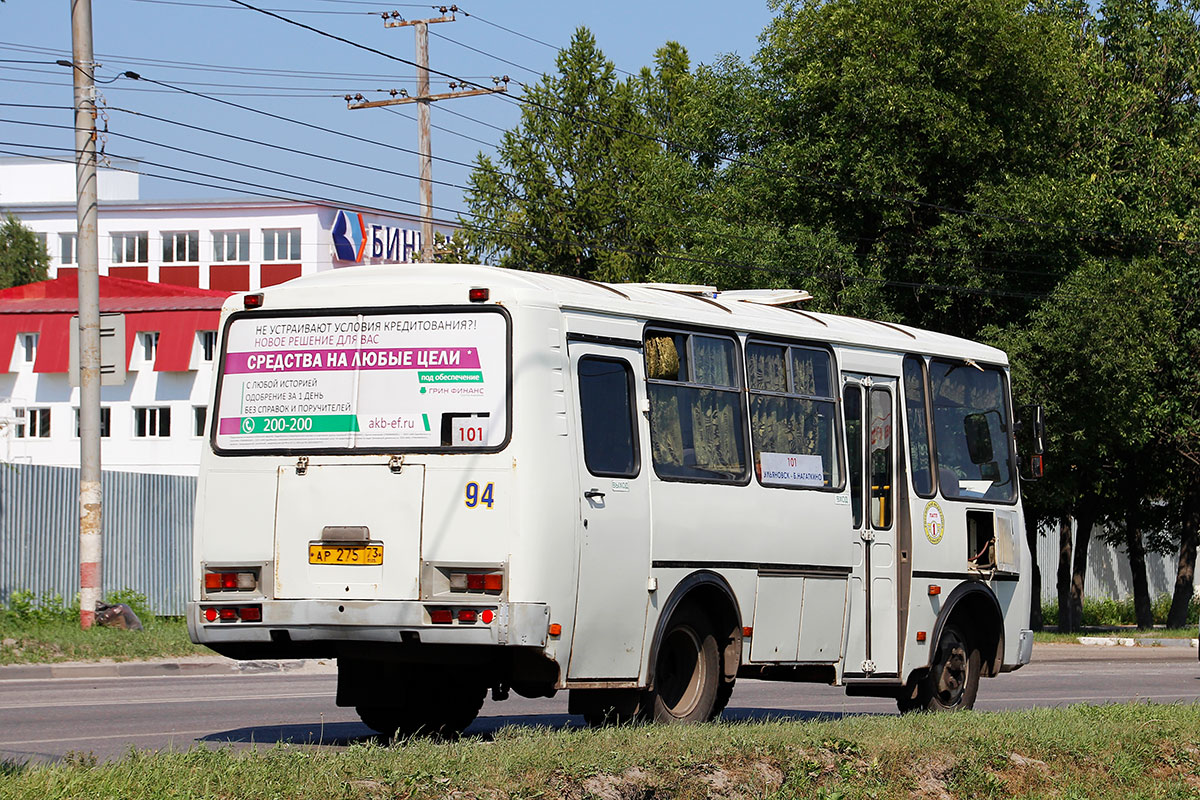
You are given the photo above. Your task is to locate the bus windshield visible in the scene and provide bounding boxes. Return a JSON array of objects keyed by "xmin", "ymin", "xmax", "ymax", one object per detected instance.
[
  {"xmin": 212, "ymin": 309, "xmax": 509, "ymax": 453},
  {"xmin": 928, "ymin": 359, "xmax": 1015, "ymax": 503}
]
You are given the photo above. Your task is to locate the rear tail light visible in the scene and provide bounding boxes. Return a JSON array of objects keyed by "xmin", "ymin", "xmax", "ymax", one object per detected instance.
[
  {"xmin": 204, "ymin": 569, "xmax": 259, "ymax": 593},
  {"xmin": 449, "ymin": 571, "xmax": 503, "ymax": 594},
  {"xmin": 202, "ymin": 604, "xmax": 263, "ymax": 623},
  {"xmin": 430, "ymin": 608, "xmax": 453, "ymax": 624},
  {"xmin": 458, "ymin": 609, "xmax": 477, "ymax": 623}
]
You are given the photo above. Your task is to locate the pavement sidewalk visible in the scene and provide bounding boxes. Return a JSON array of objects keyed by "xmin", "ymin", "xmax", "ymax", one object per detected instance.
[{"xmin": 0, "ymin": 654, "xmax": 336, "ymax": 681}]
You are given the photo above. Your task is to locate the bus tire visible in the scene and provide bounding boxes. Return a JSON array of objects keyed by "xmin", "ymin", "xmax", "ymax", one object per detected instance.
[
  {"xmin": 645, "ymin": 606, "xmax": 720, "ymax": 723},
  {"xmin": 356, "ymin": 670, "xmax": 487, "ymax": 739},
  {"xmin": 897, "ymin": 623, "xmax": 980, "ymax": 713}
]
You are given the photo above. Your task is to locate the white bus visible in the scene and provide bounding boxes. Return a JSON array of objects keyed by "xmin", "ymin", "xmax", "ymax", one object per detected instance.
[{"xmin": 188, "ymin": 264, "xmax": 1038, "ymax": 735}]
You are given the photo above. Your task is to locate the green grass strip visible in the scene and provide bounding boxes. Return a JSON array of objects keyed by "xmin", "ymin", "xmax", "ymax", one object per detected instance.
[{"xmin": 1, "ymin": 703, "xmax": 1199, "ymax": 799}]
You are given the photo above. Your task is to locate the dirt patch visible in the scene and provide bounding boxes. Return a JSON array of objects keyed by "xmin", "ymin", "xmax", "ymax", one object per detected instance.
[{"xmin": 910, "ymin": 756, "xmax": 957, "ymax": 800}]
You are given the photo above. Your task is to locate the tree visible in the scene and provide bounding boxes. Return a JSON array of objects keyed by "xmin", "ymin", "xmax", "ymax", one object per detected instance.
[
  {"xmin": 460, "ymin": 29, "xmax": 674, "ymax": 281},
  {"xmin": 0, "ymin": 214, "xmax": 50, "ymax": 288}
]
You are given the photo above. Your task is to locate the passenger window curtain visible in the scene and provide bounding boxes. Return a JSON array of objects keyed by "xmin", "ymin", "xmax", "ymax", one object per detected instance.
[
  {"xmin": 692, "ymin": 336, "xmax": 736, "ymax": 387},
  {"xmin": 746, "ymin": 343, "xmax": 786, "ymax": 392},
  {"xmin": 690, "ymin": 388, "xmax": 743, "ymax": 474}
]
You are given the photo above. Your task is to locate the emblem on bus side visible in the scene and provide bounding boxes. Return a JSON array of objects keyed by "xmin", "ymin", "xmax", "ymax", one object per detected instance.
[{"xmin": 923, "ymin": 500, "xmax": 945, "ymax": 545}]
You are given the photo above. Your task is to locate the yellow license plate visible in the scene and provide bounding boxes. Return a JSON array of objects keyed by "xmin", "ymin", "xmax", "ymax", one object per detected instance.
[{"xmin": 308, "ymin": 544, "xmax": 384, "ymax": 565}]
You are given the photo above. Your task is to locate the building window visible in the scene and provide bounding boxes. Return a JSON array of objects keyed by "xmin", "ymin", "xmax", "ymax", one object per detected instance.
[
  {"xmin": 212, "ymin": 230, "xmax": 250, "ymax": 262},
  {"xmin": 19, "ymin": 333, "xmax": 37, "ymax": 364},
  {"xmin": 140, "ymin": 332, "xmax": 160, "ymax": 365},
  {"xmin": 34, "ymin": 232, "xmax": 47, "ymax": 250},
  {"xmin": 112, "ymin": 232, "xmax": 149, "ymax": 264},
  {"xmin": 74, "ymin": 407, "xmax": 111, "ymax": 438},
  {"xmin": 134, "ymin": 407, "xmax": 171, "ymax": 437},
  {"xmin": 194, "ymin": 406, "xmax": 208, "ymax": 437},
  {"xmin": 60, "ymin": 233, "xmax": 77, "ymax": 265},
  {"xmin": 162, "ymin": 231, "xmax": 200, "ymax": 263},
  {"xmin": 199, "ymin": 331, "xmax": 217, "ymax": 361},
  {"xmin": 263, "ymin": 228, "xmax": 301, "ymax": 261},
  {"xmin": 15, "ymin": 408, "xmax": 51, "ymax": 438}
]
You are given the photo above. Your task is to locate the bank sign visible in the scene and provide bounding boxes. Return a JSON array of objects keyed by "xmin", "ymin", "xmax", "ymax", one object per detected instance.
[{"xmin": 331, "ymin": 209, "xmax": 421, "ymax": 264}]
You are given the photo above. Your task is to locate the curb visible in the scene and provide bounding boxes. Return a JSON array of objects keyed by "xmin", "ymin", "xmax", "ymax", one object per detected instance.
[
  {"xmin": 1077, "ymin": 636, "xmax": 1199, "ymax": 648},
  {"xmin": 0, "ymin": 657, "xmax": 333, "ymax": 681}
]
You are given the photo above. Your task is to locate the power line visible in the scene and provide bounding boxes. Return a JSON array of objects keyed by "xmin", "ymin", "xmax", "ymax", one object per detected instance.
[
  {"xmin": 129, "ymin": 0, "xmax": 376, "ymax": 12},
  {"xmin": 2, "ymin": 143, "xmax": 1060, "ymax": 302},
  {"xmin": 223, "ymin": 0, "xmax": 1187, "ymax": 250}
]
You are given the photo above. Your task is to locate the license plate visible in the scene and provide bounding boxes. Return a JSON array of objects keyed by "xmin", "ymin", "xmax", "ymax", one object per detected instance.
[{"xmin": 308, "ymin": 544, "xmax": 384, "ymax": 565}]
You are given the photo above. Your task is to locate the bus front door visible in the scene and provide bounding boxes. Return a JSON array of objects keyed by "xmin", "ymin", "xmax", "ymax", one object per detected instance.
[
  {"xmin": 842, "ymin": 375, "xmax": 901, "ymax": 680},
  {"xmin": 566, "ymin": 343, "xmax": 652, "ymax": 681}
]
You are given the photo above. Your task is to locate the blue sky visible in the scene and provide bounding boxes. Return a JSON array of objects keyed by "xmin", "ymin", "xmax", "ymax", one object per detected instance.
[{"xmin": 0, "ymin": 0, "xmax": 776, "ymax": 220}]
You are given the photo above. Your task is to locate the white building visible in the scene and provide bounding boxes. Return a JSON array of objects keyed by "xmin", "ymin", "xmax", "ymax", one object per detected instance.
[
  {"xmin": 0, "ymin": 157, "xmax": 444, "ymax": 291},
  {"xmin": 0, "ymin": 157, "xmax": 452, "ymax": 475}
]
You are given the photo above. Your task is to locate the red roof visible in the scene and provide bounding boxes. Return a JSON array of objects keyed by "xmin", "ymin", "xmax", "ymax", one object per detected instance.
[
  {"xmin": 0, "ymin": 273, "xmax": 231, "ymax": 313},
  {"xmin": 0, "ymin": 275, "xmax": 232, "ymax": 373}
]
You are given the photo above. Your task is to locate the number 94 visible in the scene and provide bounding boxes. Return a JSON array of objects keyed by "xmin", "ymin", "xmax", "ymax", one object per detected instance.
[{"xmin": 464, "ymin": 482, "xmax": 494, "ymax": 509}]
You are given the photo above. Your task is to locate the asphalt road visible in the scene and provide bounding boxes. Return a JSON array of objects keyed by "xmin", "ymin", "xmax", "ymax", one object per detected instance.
[{"xmin": 1, "ymin": 644, "xmax": 1197, "ymax": 764}]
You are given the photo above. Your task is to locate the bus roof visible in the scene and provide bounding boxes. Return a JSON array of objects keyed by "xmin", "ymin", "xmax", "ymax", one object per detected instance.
[{"xmin": 242, "ymin": 263, "xmax": 1009, "ymax": 366}]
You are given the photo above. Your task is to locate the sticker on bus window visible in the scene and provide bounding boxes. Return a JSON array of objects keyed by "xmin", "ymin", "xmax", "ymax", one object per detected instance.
[
  {"xmin": 759, "ymin": 452, "xmax": 825, "ymax": 487},
  {"xmin": 214, "ymin": 311, "xmax": 507, "ymax": 451}
]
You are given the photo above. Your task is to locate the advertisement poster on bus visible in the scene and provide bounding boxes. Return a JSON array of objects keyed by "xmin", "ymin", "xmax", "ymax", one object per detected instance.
[{"xmin": 214, "ymin": 311, "xmax": 507, "ymax": 451}]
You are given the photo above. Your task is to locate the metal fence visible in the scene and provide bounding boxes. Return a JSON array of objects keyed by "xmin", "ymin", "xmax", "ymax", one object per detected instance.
[
  {"xmin": 1034, "ymin": 520, "xmax": 1178, "ymax": 604},
  {"xmin": 0, "ymin": 463, "xmax": 195, "ymax": 616},
  {"xmin": 0, "ymin": 461, "xmax": 1186, "ymax": 614}
]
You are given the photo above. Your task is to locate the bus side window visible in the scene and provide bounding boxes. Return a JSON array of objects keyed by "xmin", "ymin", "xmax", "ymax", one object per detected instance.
[
  {"xmin": 578, "ymin": 356, "xmax": 639, "ymax": 478},
  {"xmin": 903, "ymin": 356, "xmax": 934, "ymax": 497},
  {"xmin": 843, "ymin": 385, "xmax": 863, "ymax": 528},
  {"xmin": 645, "ymin": 331, "xmax": 747, "ymax": 483}
]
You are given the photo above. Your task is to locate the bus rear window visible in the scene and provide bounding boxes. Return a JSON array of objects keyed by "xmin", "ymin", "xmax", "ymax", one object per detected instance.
[
  {"xmin": 929, "ymin": 360, "xmax": 1015, "ymax": 503},
  {"xmin": 213, "ymin": 309, "xmax": 508, "ymax": 453}
]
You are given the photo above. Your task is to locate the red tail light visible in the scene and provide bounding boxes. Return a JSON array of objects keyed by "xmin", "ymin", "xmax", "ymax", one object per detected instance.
[
  {"xmin": 239, "ymin": 606, "xmax": 262, "ymax": 622},
  {"xmin": 466, "ymin": 574, "xmax": 485, "ymax": 590},
  {"xmin": 458, "ymin": 609, "xmax": 477, "ymax": 623},
  {"xmin": 483, "ymin": 574, "xmax": 503, "ymax": 592},
  {"xmin": 204, "ymin": 607, "xmax": 218, "ymax": 622},
  {"xmin": 219, "ymin": 608, "xmax": 237, "ymax": 621},
  {"xmin": 430, "ymin": 609, "xmax": 453, "ymax": 624}
]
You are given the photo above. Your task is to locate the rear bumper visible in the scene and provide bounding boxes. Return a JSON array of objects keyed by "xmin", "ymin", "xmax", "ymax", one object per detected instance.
[{"xmin": 187, "ymin": 599, "xmax": 550, "ymax": 649}]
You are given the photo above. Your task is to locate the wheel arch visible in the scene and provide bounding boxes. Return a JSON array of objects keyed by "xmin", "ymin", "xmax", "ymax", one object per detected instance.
[
  {"xmin": 647, "ymin": 570, "xmax": 743, "ymax": 689},
  {"xmin": 928, "ymin": 581, "xmax": 1005, "ymax": 678}
]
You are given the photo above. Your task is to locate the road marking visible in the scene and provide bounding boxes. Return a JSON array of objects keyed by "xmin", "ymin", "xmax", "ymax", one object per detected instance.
[{"xmin": 0, "ymin": 690, "xmax": 334, "ymax": 712}]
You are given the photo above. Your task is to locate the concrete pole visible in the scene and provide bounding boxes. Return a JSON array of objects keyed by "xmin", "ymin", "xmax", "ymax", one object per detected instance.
[
  {"xmin": 70, "ymin": 0, "xmax": 102, "ymax": 629},
  {"xmin": 415, "ymin": 20, "xmax": 433, "ymax": 262}
]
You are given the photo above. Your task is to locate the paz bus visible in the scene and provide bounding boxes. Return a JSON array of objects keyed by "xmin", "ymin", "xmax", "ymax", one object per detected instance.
[{"xmin": 188, "ymin": 263, "xmax": 1038, "ymax": 735}]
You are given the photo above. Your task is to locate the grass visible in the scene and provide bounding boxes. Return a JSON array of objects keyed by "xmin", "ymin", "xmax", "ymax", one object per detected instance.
[
  {"xmin": 0, "ymin": 616, "xmax": 207, "ymax": 665},
  {"xmin": 1034, "ymin": 627, "xmax": 1198, "ymax": 645},
  {"xmin": 0, "ymin": 589, "xmax": 208, "ymax": 666},
  {"xmin": 1, "ymin": 703, "xmax": 1199, "ymax": 798}
]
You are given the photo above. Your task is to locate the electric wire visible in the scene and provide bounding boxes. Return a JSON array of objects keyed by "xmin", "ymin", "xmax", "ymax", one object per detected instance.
[
  {"xmin": 221, "ymin": 0, "xmax": 1197, "ymax": 250},
  {"xmin": 1, "ymin": 143, "xmax": 1056, "ymax": 301},
  {"xmin": 0, "ymin": 100, "xmax": 1091, "ymax": 286}
]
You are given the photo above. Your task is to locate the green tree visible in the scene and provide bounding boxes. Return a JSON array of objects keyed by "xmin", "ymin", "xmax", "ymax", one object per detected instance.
[
  {"xmin": 461, "ymin": 28, "xmax": 669, "ymax": 281},
  {"xmin": 0, "ymin": 214, "xmax": 50, "ymax": 288}
]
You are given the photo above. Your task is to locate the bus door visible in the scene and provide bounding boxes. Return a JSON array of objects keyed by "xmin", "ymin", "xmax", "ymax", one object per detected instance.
[
  {"xmin": 566, "ymin": 342, "xmax": 652, "ymax": 681},
  {"xmin": 842, "ymin": 375, "xmax": 900, "ymax": 679}
]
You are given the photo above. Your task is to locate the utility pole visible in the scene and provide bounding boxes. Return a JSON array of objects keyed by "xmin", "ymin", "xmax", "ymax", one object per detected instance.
[
  {"xmin": 347, "ymin": 5, "xmax": 507, "ymax": 262},
  {"xmin": 70, "ymin": 0, "xmax": 103, "ymax": 629}
]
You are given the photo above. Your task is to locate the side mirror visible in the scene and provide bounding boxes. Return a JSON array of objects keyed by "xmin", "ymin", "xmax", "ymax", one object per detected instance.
[
  {"xmin": 963, "ymin": 413, "xmax": 994, "ymax": 465},
  {"xmin": 1016, "ymin": 404, "xmax": 1046, "ymax": 480}
]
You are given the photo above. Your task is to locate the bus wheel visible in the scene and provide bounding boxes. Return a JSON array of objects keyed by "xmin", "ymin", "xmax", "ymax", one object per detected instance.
[
  {"xmin": 356, "ymin": 670, "xmax": 487, "ymax": 739},
  {"xmin": 898, "ymin": 623, "xmax": 980, "ymax": 713},
  {"xmin": 647, "ymin": 607, "xmax": 719, "ymax": 723}
]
